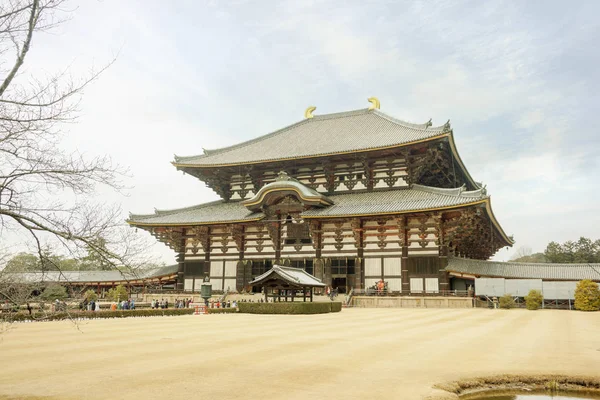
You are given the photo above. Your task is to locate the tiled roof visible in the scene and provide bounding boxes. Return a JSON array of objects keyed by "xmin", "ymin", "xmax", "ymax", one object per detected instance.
[
  {"xmin": 173, "ymin": 108, "xmax": 450, "ymax": 166},
  {"xmin": 2, "ymin": 265, "xmax": 180, "ymax": 284},
  {"xmin": 128, "ymin": 201, "xmax": 264, "ymax": 226},
  {"xmin": 127, "ymin": 185, "xmax": 488, "ymax": 226},
  {"xmin": 249, "ymin": 265, "xmax": 326, "ymax": 287},
  {"xmin": 302, "ymin": 185, "xmax": 487, "ymax": 217},
  {"xmin": 446, "ymin": 258, "xmax": 600, "ymax": 281}
]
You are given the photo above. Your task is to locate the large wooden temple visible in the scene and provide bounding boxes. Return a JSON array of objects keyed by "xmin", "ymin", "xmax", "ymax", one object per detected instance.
[{"xmin": 127, "ymin": 99, "xmax": 514, "ymax": 294}]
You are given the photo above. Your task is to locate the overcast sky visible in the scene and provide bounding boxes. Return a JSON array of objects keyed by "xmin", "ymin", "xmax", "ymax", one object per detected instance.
[{"xmin": 21, "ymin": 0, "xmax": 600, "ymax": 264}]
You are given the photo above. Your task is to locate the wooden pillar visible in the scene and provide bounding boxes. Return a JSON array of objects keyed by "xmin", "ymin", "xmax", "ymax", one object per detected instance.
[
  {"xmin": 176, "ymin": 237, "xmax": 185, "ymax": 291},
  {"xmin": 438, "ymin": 245, "xmax": 450, "ymax": 294},
  {"xmin": 401, "ymin": 246, "xmax": 409, "ymax": 295},
  {"xmin": 264, "ymin": 287, "xmax": 268, "ymax": 303},
  {"xmin": 275, "ymin": 216, "xmax": 282, "ymax": 260},
  {"xmin": 310, "ymin": 287, "xmax": 313, "ymax": 302},
  {"xmin": 353, "ymin": 218, "xmax": 364, "ymax": 290},
  {"xmin": 303, "ymin": 287, "xmax": 306, "ymax": 302}
]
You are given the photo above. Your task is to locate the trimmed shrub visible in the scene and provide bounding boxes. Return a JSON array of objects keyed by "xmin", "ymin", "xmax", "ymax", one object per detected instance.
[
  {"xmin": 574, "ymin": 280, "xmax": 600, "ymax": 311},
  {"xmin": 498, "ymin": 294, "xmax": 515, "ymax": 309},
  {"xmin": 40, "ymin": 284, "xmax": 68, "ymax": 301},
  {"xmin": 1, "ymin": 308, "xmax": 195, "ymax": 322},
  {"xmin": 84, "ymin": 289, "xmax": 98, "ymax": 302},
  {"xmin": 524, "ymin": 289, "xmax": 543, "ymax": 310},
  {"xmin": 106, "ymin": 284, "xmax": 128, "ymax": 302},
  {"xmin": 238, "ymin": 302, "xmax": 342, "ymax": 314}
]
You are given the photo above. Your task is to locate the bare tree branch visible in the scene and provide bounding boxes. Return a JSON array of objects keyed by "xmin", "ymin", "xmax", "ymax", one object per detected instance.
[{"xmin": 0, "ymin": 1, "xmax": 157, "ymax": 325}]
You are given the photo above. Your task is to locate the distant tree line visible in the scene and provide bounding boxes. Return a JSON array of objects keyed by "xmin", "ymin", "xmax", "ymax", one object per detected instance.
[
  {"xmin": 512, "ymin": 237, "xmax": 600, "ymax": 264},
  {"xmin": 3, "ymin": 239, "xmax": 164, "ymax": 273}
]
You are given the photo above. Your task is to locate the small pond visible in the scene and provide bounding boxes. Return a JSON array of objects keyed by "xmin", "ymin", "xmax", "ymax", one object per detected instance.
[{"xmin": 463, "ymin": 393, "xmax": 600, "ymax": 400}]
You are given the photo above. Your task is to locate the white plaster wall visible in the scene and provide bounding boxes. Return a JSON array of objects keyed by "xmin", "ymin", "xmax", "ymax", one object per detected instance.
[
  {"xmin": 410, "ymin": 278, "xmax": 423, "ymax": 293},
  {"xmin": 210, "ymin": 261, "xmax": 223, "ymax": 277},
  {"xmin": 224, "ymin": 261, "xmax": 237, "ymax": 277},
  {"xmin": 386, "ymin": 278, "xmax": 402, "ymax": 292},
  {"xmin": 384, "ymin": 258, "xmax": 402, "ymax": 276},
  {"xmin": 224, "ymin": 278, "xmax": 237, "ymax": 292},
  {"xmin": 364, "ymin": 258, "xmax": 382, "ymax": 276},
  {"xmin": 425, "ymin": 278, "xmax": 439, "ymax": 293}
]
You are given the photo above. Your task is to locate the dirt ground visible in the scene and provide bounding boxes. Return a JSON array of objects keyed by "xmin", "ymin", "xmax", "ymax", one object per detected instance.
[{"xmin": 0, "ymin": 308, "xmax": 599, "ymax": 400}]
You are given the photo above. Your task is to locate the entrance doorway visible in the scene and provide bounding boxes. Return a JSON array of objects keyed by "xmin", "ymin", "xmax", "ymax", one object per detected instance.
[{"xmin": 332, "ymin": 277, "xmax": 347, "ymax": 294}]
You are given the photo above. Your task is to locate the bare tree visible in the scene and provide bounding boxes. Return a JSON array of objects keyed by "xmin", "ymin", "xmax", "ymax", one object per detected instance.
[{"xmin": 0, "ymin": 1, "xmax": 152, "ymax": 321}]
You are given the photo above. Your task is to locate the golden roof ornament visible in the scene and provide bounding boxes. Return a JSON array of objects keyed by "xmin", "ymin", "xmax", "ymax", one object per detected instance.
[
  {"xmin": 304, "ymin": 106, "xmax": 316, "ymax": 119},
  {"xmin": 367, "ymin": 97, "xmax": 380, "ymax": 110}
]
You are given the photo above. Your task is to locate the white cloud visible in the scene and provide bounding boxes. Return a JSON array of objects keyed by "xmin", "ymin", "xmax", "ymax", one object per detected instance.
[{"xmin": 4, "ymin": 0, "xmax": 599, "ymax": 265}]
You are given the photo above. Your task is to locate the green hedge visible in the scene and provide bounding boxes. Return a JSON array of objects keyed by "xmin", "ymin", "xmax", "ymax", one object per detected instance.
[
  {"xmin": 207, "ymin": 307, "xmax": 237, "ymax": 314},
  {"xmin": 1, "ymin": 308, "xmax": 195, "ymax": 322},
  {"xmin": 238, "ymin": 302, "xmax": 342, "ymax": 314}
]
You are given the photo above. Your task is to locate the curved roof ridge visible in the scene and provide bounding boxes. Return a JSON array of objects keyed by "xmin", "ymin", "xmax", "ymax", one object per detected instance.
[
  {"xmin": 174, "ymin": 118, "xmax": 312, "ymax": 163},
  {"xmin": 278, "ymin": 265, "xmax": 324, "ymax": 281},
  {"xmin": 372, "ymin": 109, "xmax": 446, "ymax": 132},
  {"xmin": 273, "ymin": 265, "xmax": 300, "ymax": 283},
  {"xmin": 175, "ymin": 109, "xmax": 376, "ymax": 162},
  {"xmin": 174, "ymin": 108, "xmax": 450, "ymax": 164},
  {"xmin": 128, "ymin": 200, "xmax": 224, "ymax": 220},
  {"xmin": 249, "ymin": 264, "xmax": 326, "ymax": 287},
  {"xmin": 311, "ymin": 108, "xmax": 370, "ymax": 120},
  {"xmin": 412, "ymin": 184, "xmax": 487, "ymax": 198}
]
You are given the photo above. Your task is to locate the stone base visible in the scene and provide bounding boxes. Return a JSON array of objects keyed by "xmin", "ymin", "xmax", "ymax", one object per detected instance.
[{"xmin": 352, "ymin": 296, "xmax": 473, "ymax": 308}]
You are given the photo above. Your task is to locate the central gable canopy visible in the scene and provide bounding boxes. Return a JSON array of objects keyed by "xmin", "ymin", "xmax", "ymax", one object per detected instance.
[{"xmin": 242, "ymin": 171, "xmax": 333, "ymax": 212}]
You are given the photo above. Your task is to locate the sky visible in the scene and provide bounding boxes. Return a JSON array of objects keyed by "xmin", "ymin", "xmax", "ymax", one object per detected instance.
[{"xmin": 16, "ymin": 0, "xmax": 600, "ymax": 264}]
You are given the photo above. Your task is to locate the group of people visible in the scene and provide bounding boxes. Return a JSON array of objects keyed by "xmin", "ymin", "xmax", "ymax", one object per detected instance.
[
  {"xmin": 79, "ymin": 299, "xmax": 101, "ymax": 312},
  {"xmin": 111, "ymin": 299, "xmax": 135, "ymax": 310},
  {"xmin": 150, "ymin": 298, "xmax": 193, "ymax": 309},
  {"xmin": 151, "ymin": 298, "xmax": 169, "ymax": 309},
  {"xmin": 174, "ymin": 298, "xmax": 192, "ymax": 309},
  {"xmin": 209, "ymin": 300, "xmax": 237, "ymax": 308}
]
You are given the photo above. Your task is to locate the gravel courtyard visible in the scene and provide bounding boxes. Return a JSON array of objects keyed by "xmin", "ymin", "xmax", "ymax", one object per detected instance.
[{"xmin": 1, "ymin": 308, "xmax": 599, "ymax": 400}]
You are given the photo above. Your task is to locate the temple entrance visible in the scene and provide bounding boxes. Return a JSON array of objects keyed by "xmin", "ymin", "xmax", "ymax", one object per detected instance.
[{"xmin": 332, "ymin": 277, "xmax": 347, "ymax": 294}]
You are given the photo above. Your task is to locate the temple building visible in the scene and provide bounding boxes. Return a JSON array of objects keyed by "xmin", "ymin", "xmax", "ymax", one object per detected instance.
[{"xmin": 127, "ymin": 99, "xmax": 514, "ymax": 294}]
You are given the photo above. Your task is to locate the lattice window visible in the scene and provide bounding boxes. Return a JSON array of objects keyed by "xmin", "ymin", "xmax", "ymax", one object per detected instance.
[
  {"xmin": 330, "ymin": 258, "xmax": 356, "ymax": 275},
  {"xmin": 284, "ymin": 223, "xmax": 311, "ymax": 245}
]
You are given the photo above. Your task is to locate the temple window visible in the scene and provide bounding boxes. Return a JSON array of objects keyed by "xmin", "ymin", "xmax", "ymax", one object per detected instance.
[
  {"xmin": 331, "ymin": 258, "xmax": 356, "ymax": 275},
  {"xmin": 285, "ymin": 223, "xmax": 311, "ymax": 245}
]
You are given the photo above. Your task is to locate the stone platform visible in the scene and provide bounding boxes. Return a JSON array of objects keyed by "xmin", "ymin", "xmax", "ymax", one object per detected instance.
[{"xmin": 352, "ymin": 295, "xmax": 473, "ymax": 308}]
